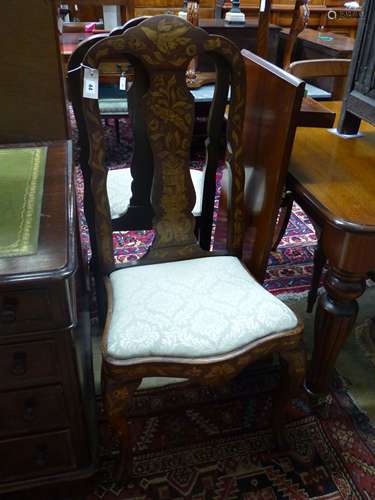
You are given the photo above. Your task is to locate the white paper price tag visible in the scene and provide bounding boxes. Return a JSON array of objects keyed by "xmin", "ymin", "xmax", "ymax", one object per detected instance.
[
  {"xmin": 83, "ymin": 67, "xmax": 99, "ymax": 99},
  {"xmin": 119, "ymin": 74, "xmax": 127, "ymax": 91},
  {"xmin": 260, "ymin": 0, "xmax": 266, "ymax": 12}
]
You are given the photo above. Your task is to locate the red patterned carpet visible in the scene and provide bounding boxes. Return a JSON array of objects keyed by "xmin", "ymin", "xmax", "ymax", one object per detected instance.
[
  {"xmin": 264, "ymin": 203, "xmax": 318, "ymax": 297},
  {"xmin": 89, "ymin": 366, "xmax": 375, "ymax": 499}
]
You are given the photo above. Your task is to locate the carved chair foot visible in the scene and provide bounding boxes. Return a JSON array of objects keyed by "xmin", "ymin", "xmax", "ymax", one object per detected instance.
[
  {"xmin": 114, "ymin": 438, "xmax": 133, "ymax": 484},
  {"xmin": 102, "ymin": 372, "xmax": 142, "ymax": 484}
]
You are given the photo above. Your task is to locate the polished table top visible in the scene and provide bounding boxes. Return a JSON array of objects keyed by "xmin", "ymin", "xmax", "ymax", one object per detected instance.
[{"xmin": 289, "ymin": 101, "xmax": 375, "ymax": 230}]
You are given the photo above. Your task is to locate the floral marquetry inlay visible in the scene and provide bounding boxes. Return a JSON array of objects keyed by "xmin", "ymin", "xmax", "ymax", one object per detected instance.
[{"xmin": 82, "ymin": 14, "xmax": 247, "ymax": 267}]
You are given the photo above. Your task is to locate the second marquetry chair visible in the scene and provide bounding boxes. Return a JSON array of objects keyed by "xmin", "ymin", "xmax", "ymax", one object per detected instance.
[
  {"xmin": 217, "ymin": 50, "xmax": 305, "ymax": 283},
  {"xmin": 80, "ymin": 15, "xmax": 305, "ymax": 482},
  {"xmin": 275, "ymin": 58, "xmax": 351, "ymax": 311},
  {"xmin": 69, "ymin": 16, "xmax": 221, "ymax": 324}
]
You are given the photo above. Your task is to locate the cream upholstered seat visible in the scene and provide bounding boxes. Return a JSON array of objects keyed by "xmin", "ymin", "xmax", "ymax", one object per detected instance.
[
  {"xmin": 107, "ymin": 256, "xmax": 298, "ymax": 360},
  {"xmin": 107, "ymin": 167, "xmax": 205, "ymax": 219}
]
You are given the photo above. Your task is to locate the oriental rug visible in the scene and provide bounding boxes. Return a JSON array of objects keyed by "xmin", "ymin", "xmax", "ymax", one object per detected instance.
[{"xmin": 89, "ymin": 365, "xmax": 375, "ymax": 499}]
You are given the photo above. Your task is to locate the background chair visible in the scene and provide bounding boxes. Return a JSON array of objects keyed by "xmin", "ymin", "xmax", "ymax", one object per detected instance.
[
  {"xmin": 282, "ymin": 0, "xmax": 310, "ymax": 69},
  {"xmin": 80, "ymin": 15, "xmax": 305, "ymax": 482},
  {"xmin": 68, "ymin": 18, "xmax": 151, "ymax": 325},
  {"xmin": 256, "ymin": 0, "xmax": 272, "ymax": 59},
  {"xmin": 273, "ymin": 58, "xmax": 351, "ymax": 311},
  {"xmin": 287, "ymin": 58, "xmax": 351, "ymax": 100},
  {"xmin": 282, "ymin": 0, "xmax": 310, "ymax": 70},
  {"xmin": 279, "ymin": 0, "xmax": 349, "ymax": 100}
]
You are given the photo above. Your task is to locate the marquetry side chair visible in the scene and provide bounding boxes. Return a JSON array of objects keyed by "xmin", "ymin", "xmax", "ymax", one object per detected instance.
[{"xmin": 80, "ymin": 15, "xmax": 305, "ymax": 482}]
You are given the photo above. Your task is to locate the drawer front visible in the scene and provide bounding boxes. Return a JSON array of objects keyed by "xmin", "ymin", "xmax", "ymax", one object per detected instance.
[
  {"xmin": 0, "ymin": 288, "xmax": 52, "ymax": 334},
  {"xmin": 0, "ymin": 430, "xmax": 75, "ymax": 482},
  {"xmin": 0, "ymin": 385, "xmax": 68, "ymax": 438},
  {"xmin": 0, "ymin": 279, "xmax": 75, "ymax": 334},
  {"xmin": 0, "ymin": 340, "xmax": 59, "ymax": 390}
]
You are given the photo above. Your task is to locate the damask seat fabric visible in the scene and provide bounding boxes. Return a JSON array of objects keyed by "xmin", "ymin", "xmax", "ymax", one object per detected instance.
[
  {"xmin": 107, "ymin": 256, "xmax": 298, "ymax": 360},
  {"xmin": 107, "ymin": 168, "xmax": 133, "ymax": 219},
  {"xmin": 107, "ymin": 167, "xmax": 204, "ymax": 219}
]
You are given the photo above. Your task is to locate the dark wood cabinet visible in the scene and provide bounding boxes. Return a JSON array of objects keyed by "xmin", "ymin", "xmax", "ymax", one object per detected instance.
[
  {"xmin": 0, "ymin": 141, "xmax": 96, "ymax": 498},
  {"xmin": 338, "ymin": 0, "xmax": 375, "ymax": 133}
]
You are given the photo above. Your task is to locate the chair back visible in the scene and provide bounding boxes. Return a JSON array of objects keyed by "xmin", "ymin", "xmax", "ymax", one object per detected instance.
[
  {"xmin": 256, "ymin": 0, "xmax": 272, "ymax": 59},
  {"xmin": 80, "ymin": 15, "xmax": 246, "ymax": 275},
  {"xmin": 282, "ymin": 0, "xmax": 310, "ymax": 69},
  {"xmin": 68, "ymin": 17, "xmax": 151, "ymax": 326},
  {"xmin": 241, "ymin": 50, "xmax": 305, "ymax": 282},
  {"xmin": 68, "ymin": 17, "xmax": 150, "ymax": 263},
  {"xmin": 287, "ymin": 58, "xmax": 351, "ymax": 99}
]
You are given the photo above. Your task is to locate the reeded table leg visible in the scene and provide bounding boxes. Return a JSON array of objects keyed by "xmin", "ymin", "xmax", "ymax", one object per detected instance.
[{"xmin": 307, "ymin": 266, "xmax": 366, "ymax": 394}]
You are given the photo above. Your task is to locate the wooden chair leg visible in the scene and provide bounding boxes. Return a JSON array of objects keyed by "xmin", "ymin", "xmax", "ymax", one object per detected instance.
[
  {"xmin": 90, "ymin": 256, "xmax": 107, "ymax": 328},
  {"xmin": 271, "ymin": 191, "xmax": 294, "ymax": 251},
  {"xmin": 102, "ymin": 372, "xmax": 141, "ymax": 483},
  {"xmin": 307, "ymin": 241, "xmax": 326, "ymax": 313},
  {"xmin": 272, "ymin": 343, "xmax": 306, "ymax": 447}
]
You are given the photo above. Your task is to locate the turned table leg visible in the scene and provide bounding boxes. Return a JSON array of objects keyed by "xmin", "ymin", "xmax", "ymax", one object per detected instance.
[{"xmin": 307, "ymin": 266, "xmax": 366, "ymax": 394}]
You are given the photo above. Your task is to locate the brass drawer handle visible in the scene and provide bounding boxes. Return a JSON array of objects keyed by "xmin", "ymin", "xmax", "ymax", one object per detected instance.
[
  {"xmin": 24, "ymin": 398, "xmax": 35, "ymax": 421},
  {"xmin": 0, "ymin": 297, "xmax": 17, "ymax": 323},
  {"xmin": 33, "ymin": 445, "xmax": 48, "ymax": 467},
  {"xmin": 11, "ymin": 352, "xmax": 27, "ymax": 376}
]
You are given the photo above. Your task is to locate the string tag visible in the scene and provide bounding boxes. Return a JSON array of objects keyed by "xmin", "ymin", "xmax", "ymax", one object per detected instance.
[
  {"xmin": 83, "ymin": 67, "xmax": 99, "ymax": 99},
  {"xmin": 260, "ymin": 0, "xmax": 266, "ymax": 12},
  {"xmin": 119, "ymin": 72, "xmax": 127, "ymax": 91}
]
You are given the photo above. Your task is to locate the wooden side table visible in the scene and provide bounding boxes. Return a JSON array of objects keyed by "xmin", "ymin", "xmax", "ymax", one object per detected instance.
[
  {"xmin": 288, "ymin": 102, "xmax": 375, "ymax": 394},
  {"xmin": 0, "ymin": 141, "xmax": 96, "ymax": 497},
  {"xmin": 278, "ymin": 27, "xmax": 354, "ymax": 63}
]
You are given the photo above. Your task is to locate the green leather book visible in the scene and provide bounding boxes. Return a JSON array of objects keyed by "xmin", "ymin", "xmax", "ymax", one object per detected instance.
[{"xmin": 0, "ymin": 147, "xmax": 47, "ymax": 258}]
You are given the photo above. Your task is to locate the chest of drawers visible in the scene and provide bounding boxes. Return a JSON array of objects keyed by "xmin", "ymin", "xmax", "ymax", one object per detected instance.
[{"xmin": 0, "ymin": 141, "xmax": 95, "ymax": 497}]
